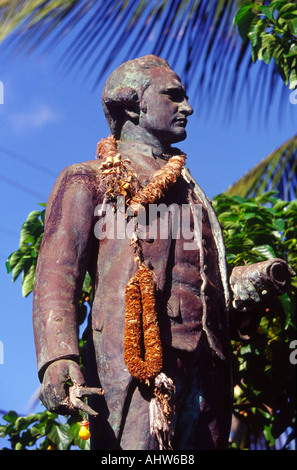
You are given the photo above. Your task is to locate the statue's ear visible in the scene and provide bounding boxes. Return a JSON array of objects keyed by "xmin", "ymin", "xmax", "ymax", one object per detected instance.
[
  {"xmin": 125, "ymin": 97, "xmax": 147, "ymax": 119},
  {"xmin": 124, "ymin": 108, "xmax": 140, "ymax": 120},
  {"xmin": 108, "ymin": 86, "xmax": 140, "ymax": 121}
]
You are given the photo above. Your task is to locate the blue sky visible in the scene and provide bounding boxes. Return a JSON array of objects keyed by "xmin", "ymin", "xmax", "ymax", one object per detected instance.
[{"xmin": 0, "ymin": 24, "xmax": 297, "ymax": 439}]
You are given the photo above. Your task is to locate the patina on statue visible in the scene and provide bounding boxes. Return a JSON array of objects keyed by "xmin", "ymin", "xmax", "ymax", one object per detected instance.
[{"xmin": 33, "ymin": 55, "xmax": 295, "ymax": 450}]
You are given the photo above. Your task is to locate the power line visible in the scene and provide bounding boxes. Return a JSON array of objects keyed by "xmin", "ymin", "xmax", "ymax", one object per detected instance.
[
  {"xmin": 0, "ymin": 145, "xmax": 57, "ymax": 177},
  {"xmin": 0, "ymin": 174, "xmax": 47, "ymax": 200}
]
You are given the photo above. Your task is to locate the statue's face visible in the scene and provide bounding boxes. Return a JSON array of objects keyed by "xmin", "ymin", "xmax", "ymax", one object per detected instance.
[{"xmin": 139, "ymin": 67, "xmax": 193, "ymax": 146}]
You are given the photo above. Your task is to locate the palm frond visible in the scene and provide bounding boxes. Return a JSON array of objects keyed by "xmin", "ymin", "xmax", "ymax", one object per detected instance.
[
  {"xmin": 226, "ymin": 135, "xmax": 297, "ymax": 201},
  {"xmin": 0, "ymin": 0, "xmax": 284, "ymax": 121}
]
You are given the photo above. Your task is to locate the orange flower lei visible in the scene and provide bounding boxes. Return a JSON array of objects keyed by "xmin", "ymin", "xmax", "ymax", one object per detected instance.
[
  {"xmin": 124, "ymin": 263, "xmax": 163, "ymax": 382},
  {"xmin": 96, "ymin": 135, "xmax": 141, "ymax": 205},
  {"xmin": 129, "ymin": 155, "xmax": 186, "ymax": 211},
  {"xmin": 96, "ymin": 136, "xmax": 186, "ymax": 382}
]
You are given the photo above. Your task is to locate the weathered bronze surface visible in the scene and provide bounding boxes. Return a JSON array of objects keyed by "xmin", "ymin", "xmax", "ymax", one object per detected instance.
[{"xmin": 33, "ymin": 55, "xmax": 295, "ymax": 450}]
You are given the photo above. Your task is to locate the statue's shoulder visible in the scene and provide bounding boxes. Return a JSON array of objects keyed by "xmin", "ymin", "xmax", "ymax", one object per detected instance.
[
  {"xmin": 58, "ymin": 159, "xmax": 102, "ymax": 180},
  {"xmin": 52, "ymin": 159, "xmax": 104, "ymax": 190},
  {"xmin": 48, "ymin": 160, "xmax": 105, "ymax": 205}
]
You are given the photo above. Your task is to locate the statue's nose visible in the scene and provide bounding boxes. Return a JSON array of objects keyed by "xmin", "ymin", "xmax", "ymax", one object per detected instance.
[{"xmin": 180, "ymin": 99, "xmax": 193, "ymax": 116}]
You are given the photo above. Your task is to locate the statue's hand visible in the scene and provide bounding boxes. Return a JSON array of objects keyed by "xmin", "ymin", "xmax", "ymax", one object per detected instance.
[
  {"xmin": 40, "ymin": 359, "xmax": 103, "ymax": 416},
  {"xmin": 230, "ymin": 258, "xmax": 296, "ymax": 311}
]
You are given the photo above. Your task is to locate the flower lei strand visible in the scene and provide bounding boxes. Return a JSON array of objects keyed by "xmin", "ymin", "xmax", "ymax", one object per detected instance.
[
  {"xmin": 124, "ymin": 263, "xmax": 162, "ymax": 382},
  {"xmin": 96, "ymin": 135, "xmax": 186, "ymax": 383}
]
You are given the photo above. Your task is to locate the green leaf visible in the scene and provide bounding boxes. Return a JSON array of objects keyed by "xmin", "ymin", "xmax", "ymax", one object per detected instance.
[
  {"xmin": 288, "ymin": 17, "xmax": 297, "ymax": 34},
  {"xmin": 3, "ymin": 411, "xmax": 19, "ymax": 424},
  {"xmin": 272, "ymin": 218, "xmax": 285, "ymax": 232},
  {"xmin": 263, "ymin": 424, "xmax": 276, "ymax": 446},
  {"xmin": 278, "ymin": 3, "xmax": 297, "ymax": 20},
  {"xmin": 22, "ymin": 263, "xmax": 36, "ymax": 297},
  {"xmin": 284, "ymin": 43, "xmax": 297, "ymax": 59},
  {"xmin": 248, "ymin": 18, "xmax": 267, "ymax": 57},
  {"xmin": 6, "ymin": 246, "xmax": 28, "ymax": 270},
  {"xmin": 259, "ymin": 6, "xmax": 273, "ymax": 21},
  {"xmin": 6, "ymin": 206, "xmax": 45, "ymax": 295},
  {"xmin": 19, "ymin": 210, "xmax": 44, "ymax": 252},
  {"xmin": 289, "ymin": 67, "xmax": 297, "ymax": 89},
  {"xmin": 12, "ymin": 254, "xmax": 32, "ymax": 282},
  {"xmin": 20, "ymin": 210, "xmax": 42, "ymax": 245},
  {"xmin": 250, "ymin": 244, "xmax": 276, "ymax": 259},
  {"xmin": 278, "ymin": 293, "xmax": 293, "ymax": 328},
  {"xmin": 5, "ymin": 259, "xmax": 12, "ymax": 274},
  {"xmin": 82, "ymin": 271, "xmax": 92, "ymax": 293},
  {"xmin": 15, "ymin": 416, "xmax": 28, "ymax": 432},
  {"xmin": 22, "ymin": 235, "xmax": 35, "ymax": 244},
  {"xmin": 47, "ymin": 423, "xmax": 73, "ymax": 450},
  {"xmin": 234, "ymin": 4, "xmax": 257, "ymax": 40},
  {"xmin": 259, "ymin": 34, "xmax": 276, "ymax": 64},
  {"xmin": 273, "ymin": 200, "xmax": 289, "ymax": 213},
  {"xmin": 270, "ymin": 1, "xmax": 286, "ymax": 13},
  {"xmin": 233, "ymin": 2, "xmax": 254, "ymax": 26}
]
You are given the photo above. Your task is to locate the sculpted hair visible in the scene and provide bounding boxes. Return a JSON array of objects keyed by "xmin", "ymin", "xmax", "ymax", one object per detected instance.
[{"xmin": 102, "ymin": 55, "xmax": 170, "ymax": 139}]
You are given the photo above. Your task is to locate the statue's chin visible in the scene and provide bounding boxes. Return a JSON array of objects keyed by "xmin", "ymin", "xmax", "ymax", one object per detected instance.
[{"xmin": 169, "ymin": 129, "xmax": 187, "ymax": 144}]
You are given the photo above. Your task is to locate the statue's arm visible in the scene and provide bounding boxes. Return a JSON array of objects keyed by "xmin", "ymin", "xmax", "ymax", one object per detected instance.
[
  {"xmin": 229, "ymin": 258, "xmax": 295, "ymax": 337},
  {"xmin": 230, "ymin": 258, "xmax": 295, "ymax": 310},
  {"xmin": 33, "ymin": 165, "xmax": 102, "ymax": 414}
]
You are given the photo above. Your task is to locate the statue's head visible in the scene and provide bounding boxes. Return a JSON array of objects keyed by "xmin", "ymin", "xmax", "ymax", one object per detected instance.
[{"xmin": 102, "ymin": 55, "xmax": 193, "ymax": 145}]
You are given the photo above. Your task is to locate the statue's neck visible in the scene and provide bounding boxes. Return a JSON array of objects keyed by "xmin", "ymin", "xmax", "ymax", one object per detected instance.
[{"xmin": 119, "ymin": 120, "xmax": 170, "ymax": 154}]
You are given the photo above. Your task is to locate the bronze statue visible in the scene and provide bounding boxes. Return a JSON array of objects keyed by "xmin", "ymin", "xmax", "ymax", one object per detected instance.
[{"xmin": 33, "ymin": 55, "xmax": 295, "ymax": 450}]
